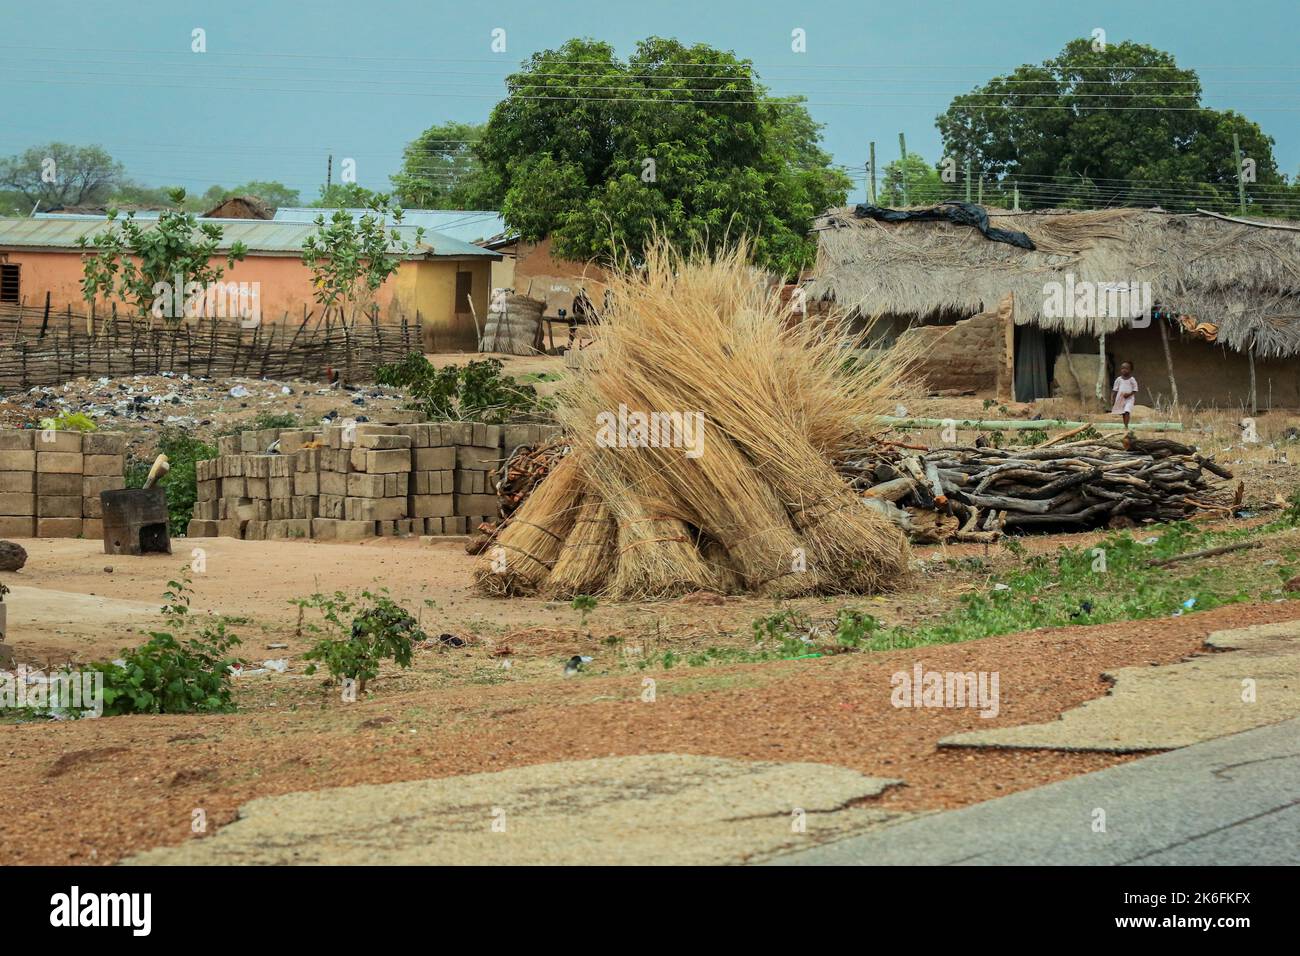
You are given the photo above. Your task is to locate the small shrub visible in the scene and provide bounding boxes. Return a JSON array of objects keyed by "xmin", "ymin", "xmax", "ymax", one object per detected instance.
[
  {"xmin": 214, "ymin": 411, "xmax": 301, "ymax": 437},
  {"xmin": 375, "ymin": 354, "xmax": 545, "ymax": 423},
  {"xmin": 88, "ymin": 571, "xmax": 244, "ymax": 716},
  {"xmin": 298, "ymin": 590, "xmax": 425, "ymax": 693},
  {"xmin": 571, "ymin": 594, "xmax": 597, "ymax": 628},
  {"xmin": 37, "ymin": 412, "xmax": 98, "ymax": 433},
  {"xmin": 126, "ymin": 428, "xmax": 216, "ymax": 536}
]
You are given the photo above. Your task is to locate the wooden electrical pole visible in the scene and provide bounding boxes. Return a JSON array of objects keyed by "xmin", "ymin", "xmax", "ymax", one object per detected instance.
[
  {"xmin": 1233, "ymin": 133, "xmax": 1246, "ymax": 215},
  {"xmin": 868, "ymin": 142, "xmax": 877, "ymax": 204},
  {"xmin": 898, "ymin": 133, "xmax": 908, "ymax": 206}
]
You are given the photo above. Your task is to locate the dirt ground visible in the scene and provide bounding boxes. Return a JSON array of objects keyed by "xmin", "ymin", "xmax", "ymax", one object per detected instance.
[
  {"xmin": 4, "ymin": 360, "xmax": 1300, "ymax": 865},
  {"xmin": 5, "ymin": 518, "xmax": 1244, "ymax": 667},
  {"xmin": 4, "ymin": 515, "xmax": 1300, "ymax": 865},
  {"xmin": 4, "ymin": 594, "xmax": 1297, "ymax": 865}
]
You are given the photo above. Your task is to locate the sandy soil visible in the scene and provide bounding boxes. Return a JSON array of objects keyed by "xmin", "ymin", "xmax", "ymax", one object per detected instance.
[
  {"xmin": 3, "ymin": 364, "xmax": 1298, "ymax": 865},
  {"xmin": 2, "ymin": 519, "xmax": 1207, "ymax": 665},
  {"xmin": 4, "ymin": 599, "xmax": 1296, "ymax": 865}
]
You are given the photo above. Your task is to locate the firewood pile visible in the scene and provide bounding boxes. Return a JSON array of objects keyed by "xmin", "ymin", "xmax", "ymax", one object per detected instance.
[
  {"xmin": 840, "ymin": 436, "xmax": 1235, "ymax": 543},
  {"xmin": 494, "ymin": 440, "xmax": 568, "ymax": 522}
]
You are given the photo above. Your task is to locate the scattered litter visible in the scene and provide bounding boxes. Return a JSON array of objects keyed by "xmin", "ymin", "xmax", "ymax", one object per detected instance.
[
  {"xmin": 262, "ymin": 659, "xmax": 289, "ymax": 673},
  {"xmin": 228, "ymin": 385, "xmax": 251, "ymax": 398},
  {"xmin": 564, "ymin": 654, "xmax": 593, "ymax": 677},
  {"xmin": 229, "ymin": 664, "xmax": 267, "ymax": 676}
]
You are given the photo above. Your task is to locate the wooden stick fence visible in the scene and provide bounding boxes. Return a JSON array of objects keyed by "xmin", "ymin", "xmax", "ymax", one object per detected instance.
[{"xmin": 0, "ymin": 301, "xmax": 421, "ymax": 390}]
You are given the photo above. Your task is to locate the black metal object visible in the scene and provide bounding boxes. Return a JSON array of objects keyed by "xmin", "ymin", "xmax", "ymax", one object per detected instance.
[{"xmin": 100, "ymin": 487, "xmax": 172, "ymax": 556}]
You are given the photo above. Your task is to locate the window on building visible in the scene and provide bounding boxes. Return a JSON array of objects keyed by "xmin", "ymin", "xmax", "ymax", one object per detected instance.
[
  {"xmin": 0, "ymin": 264, "xmax": 19, "ymax": 304},
  {"xmin": 454, "ymin": 271, "xmax": 473, "ymax": 313}
]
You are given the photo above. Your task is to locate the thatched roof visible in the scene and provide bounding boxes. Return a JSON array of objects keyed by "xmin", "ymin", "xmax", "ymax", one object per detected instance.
[
  {"xmin": 809, "ymin": 206, "xmax": 1300, "ymax": 358},
  {"xmin": 203, "ymin": 195, "xmax": 274, "ymax": 220}
]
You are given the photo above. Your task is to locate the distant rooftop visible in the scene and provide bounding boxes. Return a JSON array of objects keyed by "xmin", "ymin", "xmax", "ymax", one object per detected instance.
[
  {"xmin": 2, "ymin": 215, "xmax": 499, "ymax": 259},
  {"xmin": 273, "ymin": 208, "xmax": 506, "ymax": 245}
]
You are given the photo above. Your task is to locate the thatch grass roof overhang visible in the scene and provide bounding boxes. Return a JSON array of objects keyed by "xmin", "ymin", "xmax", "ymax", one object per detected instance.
[{"xmin": 808, "ymin": 206, "xmax": 1300, "ymax": 358}]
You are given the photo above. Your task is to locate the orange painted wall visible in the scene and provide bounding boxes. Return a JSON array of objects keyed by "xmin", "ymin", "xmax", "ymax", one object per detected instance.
[{"xmin": 0, "ymin": 249, "xmax": 489, "ymax": 342}]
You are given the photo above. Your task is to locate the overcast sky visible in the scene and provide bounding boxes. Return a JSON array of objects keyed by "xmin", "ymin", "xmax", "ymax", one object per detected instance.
[{"xmin": 3, "ymin": 0, "xmax": 1297, "ymax": 203}]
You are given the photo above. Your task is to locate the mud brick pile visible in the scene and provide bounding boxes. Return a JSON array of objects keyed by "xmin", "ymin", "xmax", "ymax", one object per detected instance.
[
  {"xmin": 188, "ymin": 420, "xmax": 562, "ymax": 541},
  {"xmin": 0, "ymin": 429, "xmax": 126, "ymax": 539}
]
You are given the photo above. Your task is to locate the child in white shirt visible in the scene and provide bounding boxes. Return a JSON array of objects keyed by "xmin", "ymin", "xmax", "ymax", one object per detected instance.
[{"xmin": 1111, "ymin": 361, "xmax": 1138, "ymax": 428}]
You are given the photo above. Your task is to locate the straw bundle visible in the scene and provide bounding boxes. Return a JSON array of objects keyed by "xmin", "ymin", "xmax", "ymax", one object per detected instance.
[
  {"xmin": 473, "ymin": 240, "xmax": 916, "ymax": 600},
  {"xmin": 545, "ymin": 493, "xmax": 616, "ymax": 598},
  {"xmin": 582, "ymin": 449, "xmax": 726, "ymax": 599},
  {"xmin": 472, "ymin": 453, "xmax": 583, "ymax": 595}
]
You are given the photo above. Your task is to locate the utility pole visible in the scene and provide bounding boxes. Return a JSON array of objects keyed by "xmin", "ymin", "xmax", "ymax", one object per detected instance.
[
  {"xmin": 868, "ymin": 142, "xmax": 876, "ymax": 204},
  {"xmin": 977, "ymin": 176, "xmax": 984, "ymax": 205},
  {"xmin": 898, "ymin": 133, "xmax": 908, "ymax": 206},
  {"xmin": 1013, "ymin": 183, "xmax": 1020, "ymax": 212},
  {"xmin": 965, "ymin": 156, "xmax": 972, "ymax": 202},
  {"xmin": 1233, "ymin": 133, "xmax": 1246, "ymax": 215}
]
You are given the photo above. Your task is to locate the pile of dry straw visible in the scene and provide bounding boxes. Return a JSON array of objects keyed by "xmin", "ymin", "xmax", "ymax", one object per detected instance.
[{"xmin": 473, "ymin": 243, "xmax": 917, "ymax": 600}]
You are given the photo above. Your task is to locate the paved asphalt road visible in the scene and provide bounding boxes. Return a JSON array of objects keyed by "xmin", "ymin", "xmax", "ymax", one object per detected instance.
[{"xmin": 768, "ymin": 717, "xmax": 1300, "ymax": 866}]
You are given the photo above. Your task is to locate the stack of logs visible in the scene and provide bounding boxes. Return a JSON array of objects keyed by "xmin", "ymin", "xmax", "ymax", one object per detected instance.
[
  {"xmin": 493, "ymin": 440, "xmax": 568, "ymax": 523},
  {"xmin": 842, "ymin": 436, "xmax": 1235, "ymax": 543}
]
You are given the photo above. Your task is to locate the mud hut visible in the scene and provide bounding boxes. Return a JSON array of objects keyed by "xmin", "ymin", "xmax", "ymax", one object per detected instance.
[{"xmin": 808, "ymin": 205, "xmax": 1300, "ymax": 410}]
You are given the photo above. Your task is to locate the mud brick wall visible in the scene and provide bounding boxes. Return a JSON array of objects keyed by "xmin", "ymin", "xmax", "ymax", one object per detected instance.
[
  {"xmin": 188, "ymin": 420, "xmax": 562, "ymax": 541},
  {"xmin": 0, "ymin": 430, "xmax": 126, "ymax": 539}
]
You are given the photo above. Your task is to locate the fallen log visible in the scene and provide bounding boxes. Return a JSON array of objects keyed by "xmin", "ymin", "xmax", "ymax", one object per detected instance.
[
  {"xmin": 875, "ymin": 415, "xmax": 1184, "ymax": 433},
  {"xmin": 838, "ymin": 435, "xmax": 1231, "ymax": 542},
  {"xmin": 1145, "ymin": 540, "xmax": 1260, "ymax": 567}
]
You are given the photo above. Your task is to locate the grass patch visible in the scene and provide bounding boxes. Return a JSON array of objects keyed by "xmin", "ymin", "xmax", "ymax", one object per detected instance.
[{"xmin": 705, "ymin": 516, "xmax": 1300, "ymax": 668}]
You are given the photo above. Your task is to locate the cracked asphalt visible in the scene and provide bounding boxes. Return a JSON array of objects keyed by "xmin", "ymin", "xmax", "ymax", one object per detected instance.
[{"xmin": 767, "ymin": 716, "xmax": 1300, "ymax": 865}]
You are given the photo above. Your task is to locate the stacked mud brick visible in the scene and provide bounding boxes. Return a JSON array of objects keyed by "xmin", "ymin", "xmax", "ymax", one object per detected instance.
[
  {"xmin": 188, "ymin": 420, "xmax": 561, "ymax": 541},
  {"xmin": 0, "ymin": 429, "xmax": 126, "ymax": 538}
]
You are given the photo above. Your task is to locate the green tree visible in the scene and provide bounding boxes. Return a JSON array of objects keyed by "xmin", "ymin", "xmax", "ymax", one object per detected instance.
[
  {"xmin": 0, "ymin": 142, "xmax": 123, "ymax": 210},
  {"xmin": 391, "ymin": 121, "xmax": 499, "ymax": 209},
  {"xmin": 201, "ymin": 180, "xmax": 302, "ymax": 210},
  {"xmin": 476, "ymin": 37, "xmax": 850, "ymax": 276},
  {"xmin": 108, "ymin": 179, "xmax": 184, "ymax": 209},
  {"xmin": 936, "ymin": 38, "xmax": 1284, "ymax": 212},
  {"xmin": 877, "ymin": 153, "xmax": 948, "ymax": 206},
  {"xmin": 76, "ymin": 189, "xmax": 248, "ymax": 321},
  {"xmin": 300, "ymin": 194, "xmax": 424, "ymax": 318},
  {"xmin": 312, "ymin": 182, "xmax": 383, "ymax": 208}
]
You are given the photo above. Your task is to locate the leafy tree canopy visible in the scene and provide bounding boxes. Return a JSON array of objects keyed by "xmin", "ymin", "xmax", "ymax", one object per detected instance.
[
  {"xmin": 476, "ymin": 37, "xmax": 850, "ymax": 276},
  {"xmin": 201, "ymin": 180, "xmax": 301, "ymax": 210},
  {"xmin": 0, "ymin": 142, "xmax": 123, "ymax": 210},
  {"xmin": 877, "ymin": 153, "xmax": 945, "ymax": 206},
  {"xmin": 936, "ymin": 38, "xmax": 1286, "ymax": 212},
  {"xmin": 77, "ymin": 189, "xmax": 248, "ymax": 320},
  {"xmin": 391, "ymin": 121, "xmax": 499, "ymax": 209},
  {"xmin": 300, "ymin": 194, "xmax": 424, "ymax": 316},
  {"xmin": 312, "ymin": 181, "xmax": 384, "ymax": 209}
]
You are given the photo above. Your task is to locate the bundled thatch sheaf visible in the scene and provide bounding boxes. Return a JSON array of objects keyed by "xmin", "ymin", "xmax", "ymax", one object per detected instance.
[
  {"xmin": 809, "ymin": 206, "xmax": 1300, "ymax": 358},
  {"xmin": 475, "ymin": 453, "xmax": 583, "ymax": 596},
  {"xmin": 472, "ymin": 242, "xmax": 917, "ymax": 600}
]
